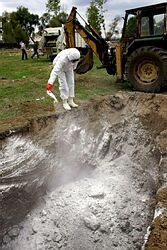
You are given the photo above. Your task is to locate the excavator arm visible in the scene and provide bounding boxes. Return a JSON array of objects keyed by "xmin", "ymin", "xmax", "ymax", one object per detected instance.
[{"xmin": 64, "ymin": 7, "xmax": 115, "ymax": 74}]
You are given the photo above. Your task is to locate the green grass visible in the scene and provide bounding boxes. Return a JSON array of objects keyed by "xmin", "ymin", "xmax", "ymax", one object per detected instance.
[{"xmin": 0, "ymin": 49, "xmax": 129, "ymax": 129}]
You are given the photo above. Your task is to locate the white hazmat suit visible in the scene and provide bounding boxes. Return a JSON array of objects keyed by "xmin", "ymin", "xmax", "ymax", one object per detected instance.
[{"xmin": 47, "ymin": 48, "xmax": 80, "ymax": 111}]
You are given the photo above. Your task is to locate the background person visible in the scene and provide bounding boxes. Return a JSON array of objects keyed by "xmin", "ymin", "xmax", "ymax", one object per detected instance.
[
  {"xmin": 20, "ymin": 41, "xmax": 27, "ymax": 60},
  {"xmin": 31, "ymin": 41, "xmax": 39, "ymax": 59},
  {"xmin": 46, "ymin": 48, "xmax": 80, "ymax": 111}
]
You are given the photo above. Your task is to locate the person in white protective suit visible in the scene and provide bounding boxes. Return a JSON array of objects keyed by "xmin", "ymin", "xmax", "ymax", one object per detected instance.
[{"xmin": 47, "ymin": 48, "xmax": 80, "ymax": 111}]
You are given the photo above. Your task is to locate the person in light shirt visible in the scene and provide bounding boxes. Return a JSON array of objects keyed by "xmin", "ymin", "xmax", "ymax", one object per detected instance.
[{"xmin": 19, "ymin": 41, "xmax": 27, "ymax": 60}]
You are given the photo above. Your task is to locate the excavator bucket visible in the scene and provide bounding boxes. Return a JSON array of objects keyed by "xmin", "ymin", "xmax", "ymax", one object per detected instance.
[{"xmin": 76, "ymin": 48, "xmax": 94, "ymax": 74}]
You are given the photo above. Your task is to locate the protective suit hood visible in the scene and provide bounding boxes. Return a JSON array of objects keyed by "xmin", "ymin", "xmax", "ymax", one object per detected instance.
[{"xmin": 67, "ymin": 48, "xmax": 80, "ymax": 61}]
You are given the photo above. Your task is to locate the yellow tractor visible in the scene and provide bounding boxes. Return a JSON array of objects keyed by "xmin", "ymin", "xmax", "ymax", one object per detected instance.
[{"xmin": 64, "ymin": 3, "xmax": 167, "ymax": 93}]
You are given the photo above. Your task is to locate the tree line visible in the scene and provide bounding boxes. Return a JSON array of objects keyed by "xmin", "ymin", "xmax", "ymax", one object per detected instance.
[{"xmin": 0, "ymin": 0, "xmax": 121, "ymax": 45}]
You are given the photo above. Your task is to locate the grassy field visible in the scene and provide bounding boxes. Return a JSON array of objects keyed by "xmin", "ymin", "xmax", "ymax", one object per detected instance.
[{"xmin": 0, "ymin": 49, "xmax": 129, "ymax": 132}]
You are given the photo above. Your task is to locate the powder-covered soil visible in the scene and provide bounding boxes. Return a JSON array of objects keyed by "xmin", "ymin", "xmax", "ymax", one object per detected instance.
[{"xmin": 0, "ymin": 91, "xmax": 167, "ymax": 250}]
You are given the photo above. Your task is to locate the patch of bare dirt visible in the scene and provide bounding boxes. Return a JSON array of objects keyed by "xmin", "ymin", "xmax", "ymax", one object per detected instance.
[{"xmin": 145, "ymin": 187, "xmax": 167, "ymax": 250}]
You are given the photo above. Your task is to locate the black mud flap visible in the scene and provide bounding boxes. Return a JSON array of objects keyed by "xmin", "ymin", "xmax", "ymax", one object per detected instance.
[{"xmin": 76, "ymin": 48, "xmax": 94, "ymax": 74}]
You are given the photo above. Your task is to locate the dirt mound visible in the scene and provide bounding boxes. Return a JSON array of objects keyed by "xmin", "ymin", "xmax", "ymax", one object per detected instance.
[{"xmin": 0, "ymin": 92, "xmax": 167, "ymax": 249}]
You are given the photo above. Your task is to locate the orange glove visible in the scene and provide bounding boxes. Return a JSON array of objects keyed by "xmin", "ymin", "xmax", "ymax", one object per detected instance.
[{"xmin": 47, "ymin": 83, "xmax": 53, "ymax": 91}]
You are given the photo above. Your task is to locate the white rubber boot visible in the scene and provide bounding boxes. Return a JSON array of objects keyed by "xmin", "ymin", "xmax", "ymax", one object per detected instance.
[
  {"xmin": 63, "ymin": 99, "xmax": 71, "ymax": 111},
  {"xmin": 68, "ymin": 97, "xmax": 78, "ymax": 108}
]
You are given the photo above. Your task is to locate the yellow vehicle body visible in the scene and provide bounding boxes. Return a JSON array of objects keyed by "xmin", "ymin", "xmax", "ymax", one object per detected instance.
[{"xmin": 65, "ymin": 3, "xmax": 167, "ymax": 92}]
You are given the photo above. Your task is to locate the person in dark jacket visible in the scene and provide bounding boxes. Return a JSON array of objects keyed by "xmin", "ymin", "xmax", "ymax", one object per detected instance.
[{"xmin": 31, "ymin": 41, "xmax": 39, "ymax": 59}]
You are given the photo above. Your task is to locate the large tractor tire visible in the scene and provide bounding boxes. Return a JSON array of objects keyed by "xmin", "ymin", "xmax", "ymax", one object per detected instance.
[{"xmin": 126, "ymin": 46, "xmax": 167, "ymax": 92}]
